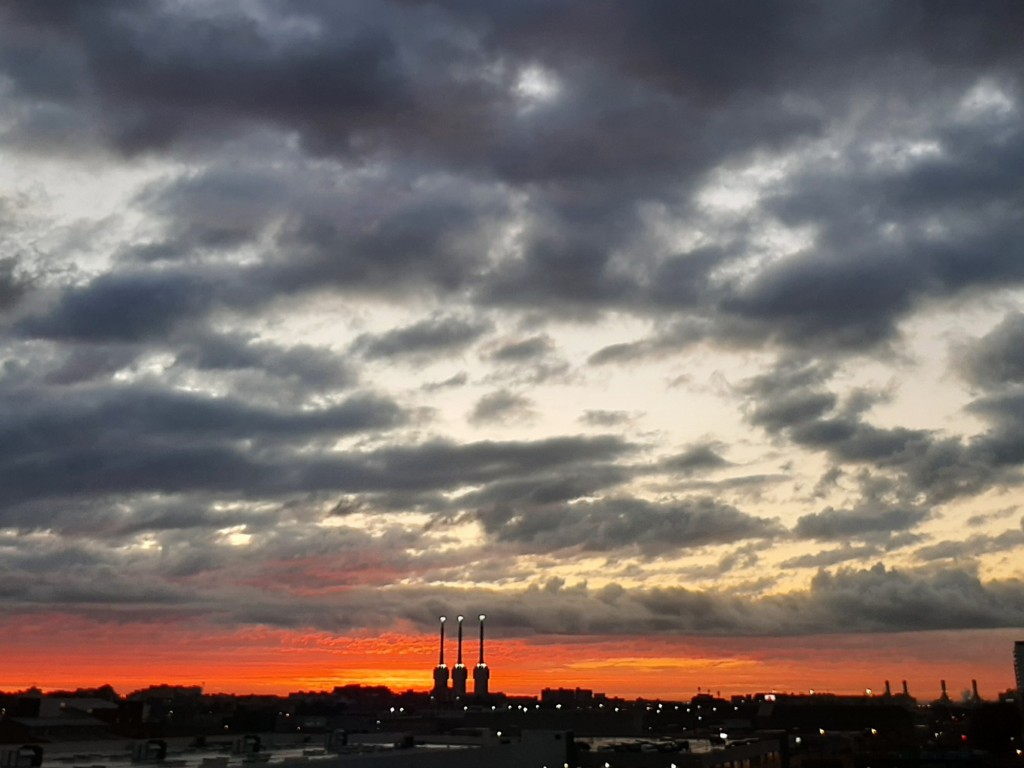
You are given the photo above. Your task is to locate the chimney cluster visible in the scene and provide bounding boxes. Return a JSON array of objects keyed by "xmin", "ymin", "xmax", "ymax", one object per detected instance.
[{"xmin": 432, "ymin": 614, "xmax": 489, "ymax": 701}]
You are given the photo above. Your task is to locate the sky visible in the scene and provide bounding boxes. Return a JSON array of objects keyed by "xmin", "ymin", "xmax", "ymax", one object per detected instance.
[{"xmin": 1, "ymin": 0, "xmax": 1023, "ymax": 700}]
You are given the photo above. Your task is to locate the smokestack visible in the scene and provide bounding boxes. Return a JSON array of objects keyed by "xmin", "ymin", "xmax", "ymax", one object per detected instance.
[
  {"xmin": 473, "ymin": 613, "xmax": 490, "ymax": 697},
  {"xmin": 940, "ymin": 679, "xmax": 949, "ymax": 701},
  {"xmin": 432, "ymin": 616, "xmax": 450, "ymax": 699},
  {"xmin": 972, "ymin": 679, "xmax": 980, "ymax": 702},
  {"xmin": 451, "ymin": 615, "xmax": 468, "ymax": 699},
  {"xmin": 885, "ymin": 680, "xmax": 892, "ymax": 697},
  {"xmin": 902, "ymin": 680, "xmax": 909, "ymax": 697},
  {"xmin": 439, "ymin": 615, "xmax": 446, "ymax": 665}
]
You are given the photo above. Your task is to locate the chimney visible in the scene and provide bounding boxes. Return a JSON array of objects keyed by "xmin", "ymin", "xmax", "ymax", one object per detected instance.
[
  {"xmin": 451, "ymin": 615, "xmax": 468, "ymax": 699},
  {"xmin": 432, "ymin": 616, "xmax": 450, "ymax": 699},
  {"xmin": 902, "ymin": 680, "xmax": 909, "ymax": 697},
  {"xmin": 971, "ymin": 679, "xmax": 980, "ymax": 702},
  {"xmin": 439, "ymin": 615, "xmax": 446, "ymax": 666},
  {"xmin": 478, "ymin": 613, "xmax": 486, "ymax": 665},
  {"xmin": 884, "ymin": 680, "xmax": 892, "ymax": 697},
  {"xmin": 473, "ymin": 613, "xmax": 490, "ymax": 697}
]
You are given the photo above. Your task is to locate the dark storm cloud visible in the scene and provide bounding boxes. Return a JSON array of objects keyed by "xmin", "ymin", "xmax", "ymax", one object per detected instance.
[
  {"xmin": 0, "ymin": 257, "xmax": 30, "ymax": 312},
  {"xmin": 43, "ymin": 344, "xmax": 140, "ymax": 385},
  {"xmin": 913, "ymin": 528, "xmax": 1024, "ymax": 563},
  {"xmin": 3, "ymin": 0, "xmax": 1020, "ymax": 343},
  {"xmin": 780, "ymin": 544, "xmax": 883, "ymax": 569},
  {"xmin": 0, "ymin": 386, "xmax": 406, "ymax": 511},
  {"xmin": 488, "ymin": 334, "xmax": 553, "ymax": 362},
  {"xmin": 579, "ymin": 409, "xmax": 635, "ymax": 427},
  {"xmin": 795, "ymin": 504, "xmax": 929, "ymax": 542},
  {"xmin": 128, "ymin": 159, "xmax": 515, "ymax": 301},
  {"xmin": 456, "ymin": 464, "xmax": 632, "ymax": 511},
  {"xmin": 0, "ymin": 386, "xmax": 399, "ymax": 448},
  {"xmin": 483, "ymin": 333, "xmax": 570, "ymax": 385},
  {"xmin": 0, "ymin": 0, "xmax": 419, "ymax": 156},
  {"xmin": 421, "ymin": 371, "xmax": 468, "ymax": 391},
  {"xmin": 469, "ymin": 389, "xmax": 534, "ymax": 424},
  {"xmin": 353, "ymin": 315, "xmax": 489, "ymax": 360},
  {"xmin": 959, "ymin": 311, "xmax": 1024, "ymax": 389},
  {"xmin": 662, "ymin": 442, "xmax": 731, "ymax": 475},
  {"xmin": 18, "ymin": 270, "xmax": 215, "ymax": 342},
  {"xmin": 741, "ymin": 361, "xmax": 1006, "ymax": 502},
  {"xmin": 340, "ymin": 434, "xmax": 634, "ymax": 492},
  {"xmin": 0, "ymin": 408, "xmax": 635, "ymax": 523},
  {"xmin": 587, "ymin": 341, "xmax": 653, "ymax": 366},
  {"xmin": 263, "ymin": 176, "xmax": 512, "ymax": 297},
  {"xmin": 134, "ymin": 166, "xmax": 292, "ymax": 251},
  {"xmin": 28, "ymin": 562, "xmax": 1023, "ymax": 638},
  {"xmin": 730, "ymin": 152, "xmax": 1024, "ymax": 350},
  {"xmin": 966, "ymin": 392, "xmax": 1024, "ymax": 466},
  {"xmin": 175, "ymin": 332, "xmax": 354, "ymax": 391},
  {"xmin": 475, "ymin": 496, "xmax": 781, "ymax": 558}
]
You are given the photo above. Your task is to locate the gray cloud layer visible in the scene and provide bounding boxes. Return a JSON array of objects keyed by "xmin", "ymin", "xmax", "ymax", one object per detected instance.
[{"xmin": 1, "ymin": 0, "xmax": 1023, "ymax": 644}]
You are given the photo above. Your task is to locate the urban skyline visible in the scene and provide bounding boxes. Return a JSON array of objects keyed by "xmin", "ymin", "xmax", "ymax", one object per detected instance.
[
  {"xmin": 4, "ymin": 620, "xmax": 1021, "ymax": 703},
  {"xmin": 1, "ymin": 1, "xmax": 1024, "ymax": 701}
]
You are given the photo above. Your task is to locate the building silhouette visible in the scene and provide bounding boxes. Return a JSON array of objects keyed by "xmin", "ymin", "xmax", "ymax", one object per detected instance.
[{"xmin": 1015, "ymin": 640, "xmax": 1024, "ymax": 698}]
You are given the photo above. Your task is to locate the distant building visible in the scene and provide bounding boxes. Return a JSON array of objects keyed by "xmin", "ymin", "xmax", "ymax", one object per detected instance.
[
  {"xmin": 1015, "ymin": 641, "xmax": 1024, "ymax": 697},
  {"xmin": 541, "ymin": 687, "xmax": 595, "ymax": 707}
]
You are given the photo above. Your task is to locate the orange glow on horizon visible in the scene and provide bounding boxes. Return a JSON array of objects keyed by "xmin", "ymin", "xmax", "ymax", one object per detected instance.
[{"xmin": 1, "ymin": 613, "xmax": 1016, "ymax": 701}]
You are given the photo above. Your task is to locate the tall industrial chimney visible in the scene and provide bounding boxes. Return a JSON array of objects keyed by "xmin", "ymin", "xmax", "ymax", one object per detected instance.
[
  {"xmin": 432, "ymin": 616, "xmax": 450, "ymax": 699},
  {"xmin": 473, "ymin": 613, "xmax": 490, "ymax": 697},
  {"xmin": 939, "ymin": 679, "xmax": 949, "ymax": 702},
  {"xmin": 451, "ymin": 615, "xmax": 468, "ymax": 699},
  {"xmin": 902, "ymin": 680, "xmax": 910, "ymax": 697},
  {"xmin": 971, "ymin": 679, "xmax": 980, "ymax": 702}
]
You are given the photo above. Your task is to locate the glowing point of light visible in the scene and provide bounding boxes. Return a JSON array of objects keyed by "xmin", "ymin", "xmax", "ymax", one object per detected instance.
[
  {"xmin": 440, "ymin": 616, "xmax": 446, "ymax": 623},
  {"xmin": 479, "ymin": 614, "xmax": 486, "ymax": 621},
  {"xmin": 457, "ymin": 615, "xmax": 464, "ymax": 622}
]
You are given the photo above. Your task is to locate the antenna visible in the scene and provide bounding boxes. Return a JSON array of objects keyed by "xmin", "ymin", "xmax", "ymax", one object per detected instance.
[
  {"xmin": 478, "ymin": 614, "xmax": 486, "ymax": 665},
  {"xmin": 457, "ymin": 615, "xmax": 464, "ymax": 665}
]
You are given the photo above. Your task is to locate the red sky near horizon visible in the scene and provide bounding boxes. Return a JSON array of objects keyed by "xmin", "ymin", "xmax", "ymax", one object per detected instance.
[{"xmin": 2, "ymin": 614, "xmax": 1017, "ymax": 702}]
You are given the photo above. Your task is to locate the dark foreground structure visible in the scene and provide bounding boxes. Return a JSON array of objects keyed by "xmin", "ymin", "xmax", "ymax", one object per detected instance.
[{"xmin": 1, "ymin": 682, "xmax": 1022, "ymax": 768}]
